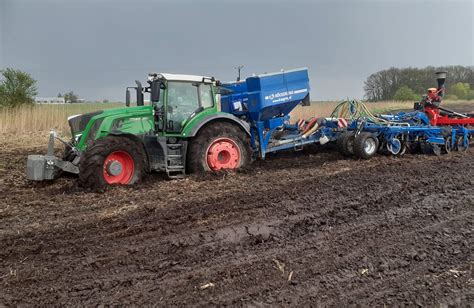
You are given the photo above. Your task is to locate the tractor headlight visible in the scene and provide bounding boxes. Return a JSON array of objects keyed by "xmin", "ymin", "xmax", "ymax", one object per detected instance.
[{"xmin": 74, "ymin": 134, "xmax": 82, "ymax": 144}]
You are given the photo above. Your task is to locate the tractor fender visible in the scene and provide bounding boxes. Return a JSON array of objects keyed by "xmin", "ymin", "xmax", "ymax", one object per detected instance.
[{"xmin": 187, "ymin": 114, "xmax": 250, "ymax": 137}]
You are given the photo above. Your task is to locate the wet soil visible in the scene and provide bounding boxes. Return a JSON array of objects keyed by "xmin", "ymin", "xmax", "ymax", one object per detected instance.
[{"xmin": 0, "ymin": 142, "xmax": 473, "ymax": 306}]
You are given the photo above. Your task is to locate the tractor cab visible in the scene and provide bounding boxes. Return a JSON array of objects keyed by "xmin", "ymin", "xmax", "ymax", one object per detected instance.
[{"xmin": 126, "ymin": 73, "xmax": 219, "ymax": 135}]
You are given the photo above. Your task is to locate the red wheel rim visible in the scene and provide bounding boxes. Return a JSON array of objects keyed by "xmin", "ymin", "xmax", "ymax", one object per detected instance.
[
  {"xmin": 102, "ymin": 151, "xmax": 135, "ymax": 184},
  {"xmin": 206, "ymin": 138, "xmax": 241, "ymax": 171}
]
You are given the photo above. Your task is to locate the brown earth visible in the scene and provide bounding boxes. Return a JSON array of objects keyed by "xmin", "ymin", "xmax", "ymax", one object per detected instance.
[{"xmin": 0, "ymin": 139, "xmax": 473, "ymax": 306}]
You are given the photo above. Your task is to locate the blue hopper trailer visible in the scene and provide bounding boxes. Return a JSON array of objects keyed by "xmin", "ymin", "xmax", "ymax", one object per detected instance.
[{"xmin": 221, "ymin": 68, "xmax": 344, "ymax": 159}]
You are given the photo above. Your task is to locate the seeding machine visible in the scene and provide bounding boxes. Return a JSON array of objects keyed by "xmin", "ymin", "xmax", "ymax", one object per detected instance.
[
  {"xmin": 27, "ymin": 69, "xmax": 473, "ymax": 189},
  {"xmin": 332, "ymin": 72, "xmax": 474, "ymax": 158}
]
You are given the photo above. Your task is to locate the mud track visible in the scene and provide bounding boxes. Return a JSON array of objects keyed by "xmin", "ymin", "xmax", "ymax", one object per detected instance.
[{"xmin": 0, "ymin": 145, "xmax": 473, "ymax": 305}]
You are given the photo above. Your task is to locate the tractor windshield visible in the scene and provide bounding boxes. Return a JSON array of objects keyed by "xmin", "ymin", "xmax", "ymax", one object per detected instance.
[{"xmin": 165, "ymin": 81, "xmax": 213, "ymax": 132}]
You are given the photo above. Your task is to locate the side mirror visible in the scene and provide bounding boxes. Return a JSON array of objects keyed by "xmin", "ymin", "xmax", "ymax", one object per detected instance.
[
  {"xmin": 135, "ymin": 80, "xmax": 144, "ymax": 106},
  {"xmin": 125, "ymin": 89, "xmax": 131, "ymax": 107},
  {"xmin": 151, "ymin": 80, "xmax": 161, "ymax": 102}
]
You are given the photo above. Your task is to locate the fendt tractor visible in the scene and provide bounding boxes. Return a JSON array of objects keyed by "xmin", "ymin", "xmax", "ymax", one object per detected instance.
[{"xmin": 27, "ymin": 72, "xmax": 259, "ymax": 189}]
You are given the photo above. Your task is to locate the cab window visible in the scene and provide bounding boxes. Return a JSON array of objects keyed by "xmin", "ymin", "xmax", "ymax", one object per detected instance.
[
  {"xmin": 199, "ymin": 84, "xmax": 213, "ymax": 109},
  {"xmin": 166, "ymin": 81, "xmax": 199, "ymax": 131}
]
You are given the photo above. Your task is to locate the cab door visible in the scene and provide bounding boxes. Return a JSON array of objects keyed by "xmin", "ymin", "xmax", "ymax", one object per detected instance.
[{"xmin": 165, "ymin": 81, "xmax": 214, "ymax": 133}]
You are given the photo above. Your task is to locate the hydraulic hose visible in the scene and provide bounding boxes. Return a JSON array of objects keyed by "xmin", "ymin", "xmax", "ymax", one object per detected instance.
[
  {"xmin": 330, "ymin": 99, "xmax": 386, "ymax": 123},
  {"xmin": 302, "ymin": 123, "xmax": 319, "ymax": 138},
  {"xmin": 301, "ymin": 117, "xmax": 318, "ymax": 135},
  {"xmin": 330, "ymin": 99, "xmax": 410, "ymax": 126}
]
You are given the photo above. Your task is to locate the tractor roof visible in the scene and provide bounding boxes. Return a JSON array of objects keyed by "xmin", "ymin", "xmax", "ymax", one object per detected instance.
[{"xmin": 157, "ymin": 73, "xmax": 214, "ymax": 83}]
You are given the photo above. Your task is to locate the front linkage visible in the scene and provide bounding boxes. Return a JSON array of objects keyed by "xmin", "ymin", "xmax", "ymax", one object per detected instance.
[{"xmin": 26, "ymin": 131, "xmax": 79, "ymax": 181}]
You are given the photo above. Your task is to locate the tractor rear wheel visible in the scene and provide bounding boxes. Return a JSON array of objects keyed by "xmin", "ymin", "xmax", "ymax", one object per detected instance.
[
  {"xmin": 79, "ymin": 135, "xmax": 146, "ymax": 190},
  {"xmin": 187, "ymin": 122, "xmax": 251, "ymax": 173},
  {"xmin": 337, "ymin": 132, "xmax": 355, "ymax": 157},
  {"xmin": 353, "ymin": 132, "xmax": 378, "ymax": 159}
]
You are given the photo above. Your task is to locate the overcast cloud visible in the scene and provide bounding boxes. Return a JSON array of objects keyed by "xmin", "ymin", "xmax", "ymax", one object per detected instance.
[{"xmin": 1, "ymin": 0, "xmax": 473, "ymax": 101}]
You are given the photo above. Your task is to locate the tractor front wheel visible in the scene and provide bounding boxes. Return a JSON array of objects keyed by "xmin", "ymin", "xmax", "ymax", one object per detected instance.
[
  {"xmin": 187, "ymin": 122, "xmax": 251, "ymax": 173},
  {"xmin": 79, "ymin": 135, "xmax": 146, "ymax": 190}
]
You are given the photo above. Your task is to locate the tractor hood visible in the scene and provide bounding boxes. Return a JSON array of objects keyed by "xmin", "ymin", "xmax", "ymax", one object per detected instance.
[
  {"xmin": 69, "ymin": 106, "xmax": 154, "ymax": 151},
  {"xmin": 68, "ymin": 111, "xmax": 103, "ymax": 135}
]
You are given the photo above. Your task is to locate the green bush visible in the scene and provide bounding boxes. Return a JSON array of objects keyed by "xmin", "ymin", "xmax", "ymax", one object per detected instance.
[
  {"xmin": 466, "ymin": 90, "xmax": 474, "ymax": 100},
  {"xmin": 0, "ymin": 68, "xmax": 38, "ymax": 108},
  {"xmin": 393, "ymin": 86, "xmax": 419, "ymax": 101},
  {"xmin": 444, "ymin": 94, "xmax": 459, "ymax": 100},
  {"xmin": 449, "ymin": 82, "xmax": 470, "ymax": 100}
]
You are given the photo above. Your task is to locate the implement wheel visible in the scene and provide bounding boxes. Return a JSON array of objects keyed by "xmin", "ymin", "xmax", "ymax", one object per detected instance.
[
  {"xmin": 456, "ymin": 136, "xmax": 469, "ymax": 152},
  {"xmin": 353, "ymin": 132, "xmax": 378, "ymax": 159},
  {"xmin": 406, "ymin": 142, "xmax": 421, "ymax": 154},
  {"xmin": 187, "ymin": 122, "xmax": 251, "ymax": 173},
  {"xmin": 337, "ymin": 132, "xmax": 355, "ymax": 157},
  {"xmin": 444, "ymin": 136, "xmax": 453, "ymax": 154},
  {"xmin": 79, "ymin": 135, "xmax": 146, "ymax": 190},
  {"xmin": 420, "ymin": 142, "xmax": 433, "ymax": 155},
  {"xmin": 387, "ymin": 138, "xmax": 406, "ymax": 156}
]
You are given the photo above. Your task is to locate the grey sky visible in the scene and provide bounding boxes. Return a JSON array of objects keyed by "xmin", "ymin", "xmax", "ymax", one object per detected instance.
[{"xmin": 1, "ymin": 0, "xmax": 473, "ymax": 101}]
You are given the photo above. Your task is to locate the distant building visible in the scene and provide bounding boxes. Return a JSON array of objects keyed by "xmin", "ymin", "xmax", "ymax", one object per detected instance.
[{"xmin": 34, "ymin": 97, "xmax": 66, "ymax": 104}]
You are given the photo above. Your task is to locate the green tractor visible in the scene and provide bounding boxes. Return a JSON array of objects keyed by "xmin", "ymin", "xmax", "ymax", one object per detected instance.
[{"xmin": 27, "ymin": 73, "xmax": 252, "ymax": 189}]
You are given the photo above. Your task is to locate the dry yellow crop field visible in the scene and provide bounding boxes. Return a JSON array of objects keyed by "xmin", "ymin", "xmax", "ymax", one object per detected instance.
[
  {"xmin": 0, "ymin": 103, "xmax": 122, "ymax": 134},
  {"xmin": 0, "ymin": 100, "xmax": 471, "ymax": 137}
]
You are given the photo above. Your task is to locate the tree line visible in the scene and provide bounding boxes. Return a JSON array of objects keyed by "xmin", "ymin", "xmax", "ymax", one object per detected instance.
[
  {"xmin": 364, "ymin": 66, "xmax": 474, "ymax": 101},
  {"xmin": 0, "ymin": 68, "xmax": 96, "ymax": 107}
]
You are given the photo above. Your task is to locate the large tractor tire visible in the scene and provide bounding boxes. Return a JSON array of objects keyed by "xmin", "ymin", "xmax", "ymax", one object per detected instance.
[
  {"xmin": 187, "ymin": 122, "xmax": 251, "ymax": 173},
  {"xmin": 79, "ymin": 135, "xmax": 146, "ymax": 190},
  {"xmin": 337, "ymin": 132, "xmax": 355, "ymax": 157},
  {"xmin": 353, "ymin": 132, "xmax": 379, "ymax": 159}
]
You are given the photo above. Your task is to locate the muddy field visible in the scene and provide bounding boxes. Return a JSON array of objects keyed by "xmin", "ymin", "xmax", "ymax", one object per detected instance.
[{"xmin": 0, "ymin": 140, "xmax": 473, "ymax": 305}]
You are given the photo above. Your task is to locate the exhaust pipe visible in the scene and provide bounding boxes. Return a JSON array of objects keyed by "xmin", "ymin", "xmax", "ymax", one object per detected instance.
[{"xmin": 435, "ymin": 71, "xmax": 447, "ymax": 98}]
